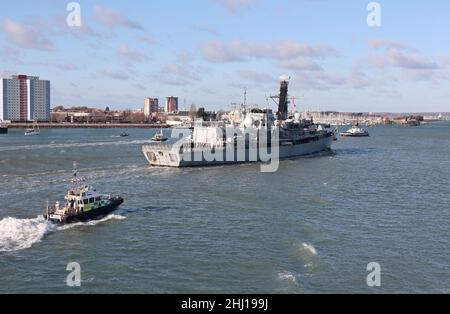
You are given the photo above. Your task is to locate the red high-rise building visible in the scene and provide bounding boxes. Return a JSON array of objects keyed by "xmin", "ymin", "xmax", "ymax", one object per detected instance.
[
  {"xmin": 165, "ymin": 97, "xmax": 179, "ymax": 113},
  {"xmin": 0, "ymin": 75, "xmax": 51, "ymax": 122}
]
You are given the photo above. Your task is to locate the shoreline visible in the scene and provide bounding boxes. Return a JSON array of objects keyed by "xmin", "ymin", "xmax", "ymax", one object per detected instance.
[
  {"xmin": 3, "ymin": 120, "xmax": 447, "ymax": 130},
  {"xmin": 5, "ymin": 123, "xmax": 171, "ymax": 129}
]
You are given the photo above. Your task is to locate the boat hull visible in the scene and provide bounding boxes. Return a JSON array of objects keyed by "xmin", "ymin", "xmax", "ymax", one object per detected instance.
[
  {"xmin": 45, "ymin": 197, "xmax": 124, "ymax": 224},
  {"xmin": 143, "ymin": 134, "xmax": 334, "ymax": 168},
  {"xmin": 25, "ymin": 132, "xmax": 39, "ymax": 136},
  {"xmin": 341, "ymin": 133, "xmax": 369, "ymax": 137},
  {"xmin": 0, "ymin": 127, "xmax": 7, "ymax": 134}
]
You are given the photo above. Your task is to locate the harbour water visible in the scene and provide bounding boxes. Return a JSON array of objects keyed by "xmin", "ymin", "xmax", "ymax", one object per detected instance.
[{"xmin": 1, "ymin": 123, "xmax": 449, "ymax": 293}]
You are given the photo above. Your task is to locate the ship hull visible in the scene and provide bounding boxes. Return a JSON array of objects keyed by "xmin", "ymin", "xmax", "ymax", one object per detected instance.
[
  {"xmin": 0, "ymin": 127, "xmax": 7, "ymax": 134},
  {"xmin": 143, "ymin": 134, "xmax": 334, "ymax": 168},
  {"xmin": 45, "ymin": 197, "xmax": 124, "ymax": 225}
]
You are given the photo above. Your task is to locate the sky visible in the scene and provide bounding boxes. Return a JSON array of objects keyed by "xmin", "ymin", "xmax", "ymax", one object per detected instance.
[{"xmin": 0, "ymin": 0, "xmax": 449, "ymax": 113}]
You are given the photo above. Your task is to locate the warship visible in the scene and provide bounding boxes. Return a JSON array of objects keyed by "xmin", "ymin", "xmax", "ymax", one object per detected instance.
[{"xmin": 142, "ymin": 76, "xmax": 336, "ymax": 168}]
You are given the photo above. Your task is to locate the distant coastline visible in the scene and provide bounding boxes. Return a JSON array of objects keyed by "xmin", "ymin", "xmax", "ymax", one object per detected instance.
[{"xmin": 6, "ymin": 123, "xmax": 170, "ymax": 129}]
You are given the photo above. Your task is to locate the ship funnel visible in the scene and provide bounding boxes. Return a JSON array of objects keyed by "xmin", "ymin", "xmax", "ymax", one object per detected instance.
[{"xmin": 277, "ymin": 75, "xmax": 290, "ymax": 120}]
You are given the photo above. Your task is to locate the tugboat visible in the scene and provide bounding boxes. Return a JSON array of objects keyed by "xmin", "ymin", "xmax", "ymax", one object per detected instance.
[
  {"xmin": 341, "ymin": 124, "xmax": 370, "ymax": 137},
  {"xmin": 152, "ymin": 128, "xmax": 168, "ymax": 142},
  {"xmin": 44, "ymin": 163, "xmax": 124, "ymax": 224}
]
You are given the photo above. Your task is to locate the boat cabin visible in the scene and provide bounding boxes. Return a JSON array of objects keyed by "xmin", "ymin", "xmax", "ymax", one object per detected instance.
[{"xmin": 63, "ymin": 185, "xmax": 107, "ymax": 214}]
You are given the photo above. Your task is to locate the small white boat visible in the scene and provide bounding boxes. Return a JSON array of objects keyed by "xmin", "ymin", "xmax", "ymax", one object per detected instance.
[
  {"xmin": 341, "ymin": 125, "xmax": 369, "ymax": 137},
  {"xmin": 152, "ymin": 128, "xmax": 168, "ymax": 142},
  {"xmin": 25, "ymin": 121, "xmax": 40, "ymax": 136}
]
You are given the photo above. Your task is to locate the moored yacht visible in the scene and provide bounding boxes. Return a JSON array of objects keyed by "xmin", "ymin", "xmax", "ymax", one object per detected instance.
[{"xmin": 24, "ymin": 121, "xmax": 40, "ymax": 136}]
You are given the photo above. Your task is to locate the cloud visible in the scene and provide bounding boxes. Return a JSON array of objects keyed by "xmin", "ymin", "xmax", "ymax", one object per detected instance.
[
  {"xmin": 388, "ymin": 49, "xmax": 439, "ymax": 70},
  {"xmin": 161, "ymin": 63, "xmax": 202, "ymax": 83},
  {"xmin": 94, "ymin": 5, "xmax": 143, "ymax": 30},
  {"xmin": 212, "ymin": 0, "xmax": 261, "ymax": 13},
  {"xmin": 138, "ymin": 32, "xmax": 156, "ymax": 45},
  {"xmin": 279, "ymin": 58, "xmax": 324, "ymax": 71},
  {"xmin": 369, "ymin": 39, "xmax": 410, "ymax": 51},
  {"xmin": 367, "ymin": 39, "xmax": 439, "ymax": 70},
  {"xmin": 0, "ymin": 47, "xmax": 23, "ymax": 65},
  {"xmin": 67, "ymin": 22, "xmax": 102, "ymax": 39},
  {"xmin": 118, "ymin": 44, "xmax": 146, "ymax": 63},
  {"xmin": 0, "ymin": 19, "xmax": 54, "ymax": 51},
  {"xmin": 0, "ymin": 69, "xmax": 15, "ymax": 78},
  {"xmin": 192, "ymin": 25, "xmax": 220, "ymax": 36},
  {"xmin": 202, "ymin": 40, "xmax": 339, "ymax": 63},
  {"xmin": 157, "ymin": 55, "xmax": 211, "ymax": 87},
  {"xmin": 237, "ymin": 70, "xmax": 275, "ymax": 83},
  {"xmin": 159, "ymin": 77, "xmax": 193, "ymax": 86},
  {"xmin": 98, "ymin": 70, "xmax": 129, "ymax": 81},
  {"xmin": 369, "ymin": 48, "xmax": 439, "ymax": 70},
  {"xmin": 54, "ymin": 63, "xmax": 80, "ymax": 71}
]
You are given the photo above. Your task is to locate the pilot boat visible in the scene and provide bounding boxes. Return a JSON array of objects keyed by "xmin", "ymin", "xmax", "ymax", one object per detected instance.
[{"xmin": 44, "ymin": 163, "xmax": 124, "ymax": 224}]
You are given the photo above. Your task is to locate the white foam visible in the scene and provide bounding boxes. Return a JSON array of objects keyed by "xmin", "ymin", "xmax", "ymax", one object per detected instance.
[
  {"xmin": 0, "ymin": 140, "xmax": 153, "ymax": 152},
  {"xmin": 57, "ymin": 214, "xmax": 126, "ymax": 231},
  {"xmin": 0, "ymin": 216, "xmax": 53, "ymax": 253},
  {"xmin": 301, "ymin": 243, "xmax": 318, "ymax": 256},
  {"xmin": 277, "ymin": 271, "xmax": 298, "ymax": 286},
  {"xmin": 0, "ymin": 214, "xmax": 126, "ymax": 252}
]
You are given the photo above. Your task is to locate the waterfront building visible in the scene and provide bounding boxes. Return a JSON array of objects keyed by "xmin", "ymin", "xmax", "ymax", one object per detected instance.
[
  {"xmin": 0, "ymin": 75, "xmax": 51, "ymax": 122},
  {"xmin": 144, "ymin": 98, "xmax": 159, "ymax": 116},
  {"xmin": 165, "ymin": 96, "xmax": 179, "ymax": 113}
]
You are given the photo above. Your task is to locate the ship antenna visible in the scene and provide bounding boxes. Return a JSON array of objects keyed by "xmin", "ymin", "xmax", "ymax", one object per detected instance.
[
  {"xmin": 243, "ymin": 87, "xmax": 247, "ymax": 107},
  {"xmin": 73, "ymin": 162, "xmax": 78, "ymax": 178},
  {"xmin": 72, "ymin": 161, "xmax": 78, "ymax": 188},
  {"xmin": 46, "ymin": 200, "xmax": 49, "ymax": 221}
]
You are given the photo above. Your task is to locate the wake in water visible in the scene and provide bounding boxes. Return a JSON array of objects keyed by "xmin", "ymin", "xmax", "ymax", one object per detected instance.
[
  {"xmin": 0, "ymin": 214, "xmax": 126, "ymax": 253},
  {"xmin": 277, "ymin": 270, "xmax": 299, "ymax": 286},
  {"xmin": 0, "ymin": 139, "xmax": 153, "ymax": 152},
  {"xmin": 0, "ymin": 216, "xmax": 52, "ymax": 252},
  {"xmin": 300, "ymin": 243, "xmax": 318, "ymax": 256},
  {"xmin": 57, "ymin": 214, "xmax": 126, "ymax": 231}
]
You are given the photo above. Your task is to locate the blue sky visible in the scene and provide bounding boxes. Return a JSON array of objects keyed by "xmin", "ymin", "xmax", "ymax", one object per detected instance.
[{"xmin": 1, "ymin": 0, "xmax": 449, "ymax": 112}]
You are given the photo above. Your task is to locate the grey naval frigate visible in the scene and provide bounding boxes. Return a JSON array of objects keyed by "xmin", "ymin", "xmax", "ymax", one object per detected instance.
[{"xmin": 142, "ymin": 76, "xmax": 337, "ymax": 168}]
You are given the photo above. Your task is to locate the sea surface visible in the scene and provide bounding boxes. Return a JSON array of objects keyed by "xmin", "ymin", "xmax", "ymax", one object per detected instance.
[{"xmin": 0, "ymin": 123, "xmax": 449, "ymax": 293}]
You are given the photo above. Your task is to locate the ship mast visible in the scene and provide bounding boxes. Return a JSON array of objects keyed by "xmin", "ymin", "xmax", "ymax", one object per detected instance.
[
  {"xmin": 278, "ymin": 75, "xmax": 290, "ymax": 120},
  {"xmin": 71, "ymin": 161, "xmax": 81, "ymax": 189},
  {"xmin": 270, "ymin": 75, "xmax": 290, "ymax": 120}
]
